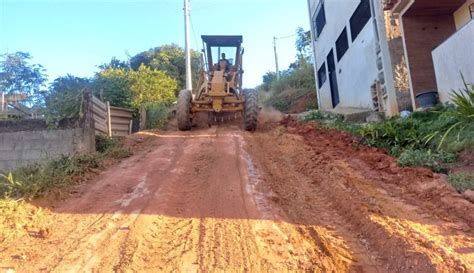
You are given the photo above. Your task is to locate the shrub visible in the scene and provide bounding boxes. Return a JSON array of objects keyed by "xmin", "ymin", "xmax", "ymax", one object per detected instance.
[
  {"xmin": 424, "ymin": 78, "xmax": 474, "ymax": 150},
  {"xmin": 95, "ymin": 135, "xmax": 117, "ymax": 153},
  {"xmin": 357, "ymin": 117, "xmax": 425, "ymax": 150},
  {"xmin": 146, "ymin": 102, "xmax": 173, "ymax": 129},
  {"xmin": 0, "ymin": 154, "xmax": 100, "ymax": 199},
  {"xmin": 398, "ymin": 149, "xmax": 455, "ymax": 172},
  {"xmin": 448, "ymin": 172, "xmax": 474, "ymax": 192}
]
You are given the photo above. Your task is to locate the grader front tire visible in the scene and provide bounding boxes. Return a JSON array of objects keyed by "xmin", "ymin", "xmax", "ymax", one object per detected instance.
[
  {"xmin": 177, "ymin": 90, "xmax": 192, "ymax": 131},
  {"xmin": 244, "ymin": 89, "xmax": 259, "ymax": 131}
]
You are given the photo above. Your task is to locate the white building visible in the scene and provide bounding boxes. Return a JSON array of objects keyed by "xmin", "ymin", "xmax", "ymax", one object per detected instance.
[{"xmin": 307, "ymin": 0, "xmax": 474, "ymax": 116}]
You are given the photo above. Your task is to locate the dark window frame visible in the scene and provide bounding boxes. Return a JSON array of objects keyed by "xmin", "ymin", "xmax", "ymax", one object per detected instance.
[
  {"xmin": 317, "ymin": 62, "xmax": 327, "ymax": 88},
  {"xmin": 312, "ymin": 1, "xmax": 326, "ymax": 39},
  {"xmin": 349, "ymin": 0, "xmax": 372, "ymax": 41},
  {"xmin": 335, "ymin": 28, "xmax": 349, "ymax": 61}
]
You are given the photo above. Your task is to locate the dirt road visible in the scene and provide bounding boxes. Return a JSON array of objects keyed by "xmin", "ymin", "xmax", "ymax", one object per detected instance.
[{"xmin": 1, "ymin": 118, "xmax": 473, "ymax": 272}]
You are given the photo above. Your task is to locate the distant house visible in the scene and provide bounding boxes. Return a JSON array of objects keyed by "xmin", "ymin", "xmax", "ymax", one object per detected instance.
[{"xmin": 306, "ymin": 0, "xmax": 474, "ymax": 117}]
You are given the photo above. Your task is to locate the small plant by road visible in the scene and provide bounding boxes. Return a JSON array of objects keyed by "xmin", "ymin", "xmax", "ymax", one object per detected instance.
[
  {"xmin": 304, "ymin": 80, "xmax": 474, "ymax": 193},
  {"xmin": 0, "ymin": 136, "xmax": 132, "ymax": 200}
]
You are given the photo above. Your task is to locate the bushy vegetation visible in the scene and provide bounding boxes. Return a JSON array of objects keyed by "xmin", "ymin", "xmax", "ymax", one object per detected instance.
[
  {"xmin": 304, "ymin": 81, "xmax": 474, "ymax": 179},
  {"xmin": 0, "ymin": 136, "xmax": 132, "ymax": 200},
  {"xmin": 145, "ymin": 102, "xmax": 173, "ymax": 129},
  {"xmin": 42, "ymin": 75, "xmax": 91, "ymax": 125},
  {"xmin": 96, "ymin": 64, "xmax": 177, "ymax": 109},
  {"xmin": 448, "ymin": 172, "xmax": 474, "ymax": 192},
  {"xmin": 398, "ymin": 148, "xmax": 455, "ymax": 172},
  {"xmin": 258, "ymin": 27, "xmax": 317, "ymax": 112}
]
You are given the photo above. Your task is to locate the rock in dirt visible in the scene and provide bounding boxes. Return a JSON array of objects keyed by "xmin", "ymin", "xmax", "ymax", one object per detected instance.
[{"xmin": 463, "ymin": 190, "xmax": 474, "ymax": 203}]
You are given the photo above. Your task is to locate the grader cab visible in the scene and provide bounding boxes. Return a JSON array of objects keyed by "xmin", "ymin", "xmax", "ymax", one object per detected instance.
[{"xmin": 177, "ymin": 35, "xmax": 259, "ymax": 131}]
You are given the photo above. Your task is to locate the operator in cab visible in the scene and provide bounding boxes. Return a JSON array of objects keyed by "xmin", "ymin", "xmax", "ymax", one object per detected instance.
[{"xmin": 218, "ymin": 53, "xmax": 230, "ymax": 72}]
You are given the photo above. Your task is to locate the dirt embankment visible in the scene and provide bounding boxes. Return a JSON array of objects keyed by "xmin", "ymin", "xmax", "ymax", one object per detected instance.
[{"xmin": 0, "ymin": 117, "xmax": 473, "ymax": 272}]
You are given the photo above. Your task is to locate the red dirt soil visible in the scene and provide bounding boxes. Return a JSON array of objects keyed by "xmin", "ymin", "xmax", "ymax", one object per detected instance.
[{"xmin": 0, "ymin": 117, "xmax": 473, "ymax": 272}]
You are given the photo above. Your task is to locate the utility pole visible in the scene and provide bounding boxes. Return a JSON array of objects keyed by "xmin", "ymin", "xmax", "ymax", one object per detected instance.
[
  {"xmin": 184, "ymin": 0, "xmax": 192, "ymax": 91},
  {"xmin": 273, "ymin": 34, "xmax": 295, "ymax": 80},
  {"xmin": 273, "ymin": 36, "xmax": 280, "ymax": 80}
]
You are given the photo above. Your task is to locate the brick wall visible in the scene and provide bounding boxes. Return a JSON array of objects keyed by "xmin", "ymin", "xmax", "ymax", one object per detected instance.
[
  {"xmin": 402, "ymin": 14, "xmax": 456, "ymax": 104},
  {"xmin": 0, "ymin": 126, "xmax": 95, "ymax": 172}
]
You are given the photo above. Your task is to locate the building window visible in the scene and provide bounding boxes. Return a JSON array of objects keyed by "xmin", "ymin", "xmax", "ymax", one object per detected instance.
[
  {"xmin": 350, "ymin": 0, "xmax": 371, "ymax": 41},
  {"xmin": 317, "ymin": 62, "xmax": 327, "ymax": 88},
  {"xmin": 336, "ymin": 28, "xmax": 349, "ymax": 61},
  {"xmin": 312, "ymin": 1, "xmax": 326, "ymax": 38}
]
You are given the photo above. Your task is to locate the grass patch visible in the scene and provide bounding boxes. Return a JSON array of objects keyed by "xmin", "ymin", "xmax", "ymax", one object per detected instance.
[
  {"xmin": 448, "ymin": 172, "xmax": 474, "ymax": 192},
  {"xmin": 259, "ymin": 62, "xmax": 318, "ymax": 113},
  {"xmin": 398, "ymin": 148, "xmax": 456, "ymax": 173},
  {"xmin": 0, "ymin": 136, "xmax": 132, "ymax": 200}
]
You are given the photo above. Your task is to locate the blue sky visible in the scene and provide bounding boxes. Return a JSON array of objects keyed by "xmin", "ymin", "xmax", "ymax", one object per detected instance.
[{"xmin": 0, "ymin": 0, "xmax": 310, "ymax": 88}]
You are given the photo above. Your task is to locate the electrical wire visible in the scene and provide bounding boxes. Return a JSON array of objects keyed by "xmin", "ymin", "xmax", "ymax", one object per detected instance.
[
  {"xmin": 275, "ymin": 33, "xmax": 296, "ymax": 40},
  {"xmin": 189, "ymin": 14, "xmax": 200, "ymax": 50}
]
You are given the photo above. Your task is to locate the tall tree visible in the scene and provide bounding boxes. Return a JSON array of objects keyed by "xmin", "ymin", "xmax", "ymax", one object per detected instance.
[
  {"xmin": 98, "ymin": 57, "xmax": 129, "ymax": 70},
  {"xmin": 129, "ymin": 44, "xmax": 200, "ymax": 90},
  {"xmin": 0, "ymin": 52, "xmax": 47, "ymax": 104}
]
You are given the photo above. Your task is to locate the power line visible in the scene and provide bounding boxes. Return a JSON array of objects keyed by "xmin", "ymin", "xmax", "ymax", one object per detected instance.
[
  {"xmin": 275, "ymin": 33, "xmax": 296, "ymax": 40},
  {"xmin": 189, "ymin": 14, "xmax": 200, "ymax": 50}
]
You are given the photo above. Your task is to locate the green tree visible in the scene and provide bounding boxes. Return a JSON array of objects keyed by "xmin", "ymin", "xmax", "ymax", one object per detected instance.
[
  {"xmin": 94, "ymin": 65, "xmax": 177, "ymax": 110},
  {"xmin": 130, "ymin": 44, "xmax": 200, "ymax": 90},
  {"xmin": 94, "ymin": 68, "xmax": 133, "ymax": 108},
  {"xmin": 98, "ymin": 57, "xmax": 129, "ymax": 70},
  {"xmin": 0, "ymin": 52, "xmax": 47, "ymax": 104},
  {"xmin": 43, "ymin": 75, "xmax": 91, "ymax": 124},
  {"xmin": 127, "ymin": 64, "xmax": 177, "ymax": 108},
  {"xmin": 260, "ymin": 72, "xmax": 277, "ymax": 92},
  {"xmin": 295, "ymin": 27, "xmax": 312, "ymax": 62}
]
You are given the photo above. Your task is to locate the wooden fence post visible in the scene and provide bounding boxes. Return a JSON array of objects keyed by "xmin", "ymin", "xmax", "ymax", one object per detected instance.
[
  {"xmin": 106, "ymin": 101, "xmax": 112, "ymax": 137},
  {"xmin": 140, "ymin": 105, "xmax": 146, "ymax": 131}
]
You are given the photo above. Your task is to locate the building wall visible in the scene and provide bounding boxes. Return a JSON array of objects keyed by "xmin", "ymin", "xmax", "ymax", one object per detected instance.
[
  {"xmin": 454, "ymin": 0, "xmax": 474, "ymax": 29},
  {"xmin": 402, "ymin": 14, "xmax": 456, "ymax": 103},
  {"xmin": 0, "ymin": 126, "xmax": 95, "ymax": 171},
  {"xmin": 310, "ymin": 0, "xmax": 380, "ymax": 110},
  {"xmin": 432, "ymin": 20, "xmax": 474, "ymax": 103}
]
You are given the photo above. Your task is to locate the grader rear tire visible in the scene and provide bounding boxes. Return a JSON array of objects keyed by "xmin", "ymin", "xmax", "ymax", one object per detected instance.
[
  {"xmin": 177, "ymin": 89, "xmax": 192, "ymax": 131},
  {"xmin": 244, "ymin": 89, "xmax": 258, "ymax": 131}
]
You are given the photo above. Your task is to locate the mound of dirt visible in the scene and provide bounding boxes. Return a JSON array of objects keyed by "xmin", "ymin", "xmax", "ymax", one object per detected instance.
[{"xmin": 280, "ymin": 116, "xmax": 474, "ymax": 227}]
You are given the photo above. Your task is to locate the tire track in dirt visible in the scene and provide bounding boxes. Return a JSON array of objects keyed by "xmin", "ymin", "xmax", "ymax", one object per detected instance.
[
  {"xmin": 1, "ymin": 120, "xmax": 473, "ymax": 272},
  {"xmin": 244, "ymin": 118, "xmax": 474, "ymax": 272},
  {"xmin": 0, "ymin": 138, "xmax": 185, "ymax": 272}
]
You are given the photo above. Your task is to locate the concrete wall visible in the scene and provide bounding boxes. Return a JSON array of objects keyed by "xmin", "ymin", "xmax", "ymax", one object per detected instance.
[
  {"xmin": 310, "ymin": 0, "xmax": 379, "ymax": 110},
  {"xmin": 402, "ymin": 14, "xmax": 456, "ymax": 104},
  {"xmin": 454, "ymin": 0, "xmax": 474, "ymax": 29},
  {"xmin": 0, "ymin": 126, "xmax": 95, "ymax": 172},
  {"xmin": 432, "ymin": 20, "xmax": 474, "ymax": 103}
]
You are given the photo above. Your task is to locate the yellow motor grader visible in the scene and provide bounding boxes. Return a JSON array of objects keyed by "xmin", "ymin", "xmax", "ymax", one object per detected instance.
[{"xmin": 177, "ymin": 35, "xmax": 258, "ymax": 131}]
